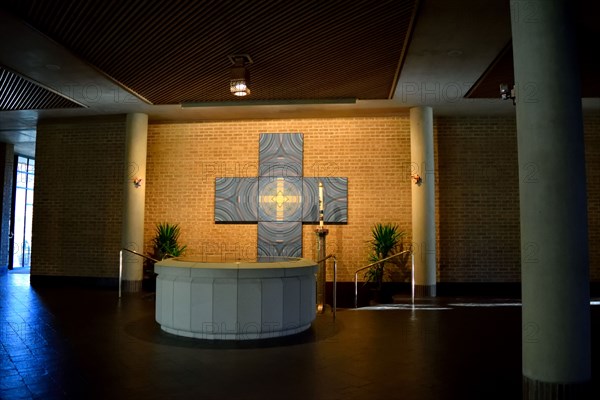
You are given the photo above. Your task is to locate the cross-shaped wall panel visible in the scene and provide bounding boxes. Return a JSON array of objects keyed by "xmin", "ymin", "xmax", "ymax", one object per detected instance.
[{"xmin": 215, "ymin": 133, "xmax": 348, "ymax": 258}]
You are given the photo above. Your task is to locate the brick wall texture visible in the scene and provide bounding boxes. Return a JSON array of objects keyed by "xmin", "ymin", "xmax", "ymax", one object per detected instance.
[
  {"xmin": 145, "ymin": 118, "xmax": 413, "ymax": 283},
  {"xmin": 436, "ymin": 117, "xmax": 521, "ymax": 282},
  {"xmin": 585, "ymin": 114, "xmax": 600, "ymax": 281},
  {"xmin": 31, "ymin": 117, "xmax": 126, "ymax": 277},
  {"xmin": 31, "ymin": 114, "xmax": 600, "ymax": 282}
]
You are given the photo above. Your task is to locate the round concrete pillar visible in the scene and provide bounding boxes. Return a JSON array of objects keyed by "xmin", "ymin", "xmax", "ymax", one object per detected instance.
[
  {"xmin": 121, "ymin": 113, "xmax": 148, "ymax": 292},
  {"xmin": 410, "ymin": 106, "xmax": 436, "ymax": 297},
  {"xmin": 511, "ymin": 1, "xmax": 591, "ymax": 396}
]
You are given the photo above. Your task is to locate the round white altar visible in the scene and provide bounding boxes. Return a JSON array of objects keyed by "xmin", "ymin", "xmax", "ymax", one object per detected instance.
[{"xmin": 154, "ymin": 257, "xmax": 317, "ymax": 340}]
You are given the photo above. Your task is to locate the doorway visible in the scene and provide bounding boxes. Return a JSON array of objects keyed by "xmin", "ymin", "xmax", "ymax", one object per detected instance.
[{"xmin": 9, "ymin": 156, "xmax": 34, "ymax": 271}]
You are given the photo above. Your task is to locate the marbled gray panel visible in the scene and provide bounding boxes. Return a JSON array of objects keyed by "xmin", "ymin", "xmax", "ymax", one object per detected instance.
[
  {"xmin": 214, "ymin": 177, "xmax": 258, "ymax": 222},
  {"xmin": 258, "ymin": 133, "xmax": 303, "ymax": 177},
  {"xmin": 257, "ymin": 222, "xmax": 302, "ymax": 258},
  {"xmin": 215, "ymin": 133, "xmax": 347, "ymax": 258},
  {"xmin": 302, "ymin": 177, "xmax": 348, "ymax": 223}
]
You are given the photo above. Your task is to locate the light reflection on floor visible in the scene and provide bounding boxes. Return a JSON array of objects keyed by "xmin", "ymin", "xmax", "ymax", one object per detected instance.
[
  {"xmin": 356, "ymin": 299, "xmax": 600, "ymax": 310},
  {"xmin": 356, "ymin": 304, "xmax": 453, "ymax": 311},
  {"xmin": 6, "ymin": 273, "xmax": 31, "ymax": 287},
  {"xmin": 449, "ymin": 302, "xmax": 521, "ymax": 307}
]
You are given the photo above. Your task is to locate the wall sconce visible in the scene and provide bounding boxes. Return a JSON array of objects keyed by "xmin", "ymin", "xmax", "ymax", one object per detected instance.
[
  {"xmin": 133, "ymin": 177, "xmax": 143, "ymax": 188},
  {"xmin": 499, "ymin": 83, "xmax": 515, "ymax": 105},
  {"xmin": 412, "ymin": 174, "xmax": 422, "ymax": 186},
  {"xmin": 228, "ymin": 54, "xmax": 253, "ymax": 97}
]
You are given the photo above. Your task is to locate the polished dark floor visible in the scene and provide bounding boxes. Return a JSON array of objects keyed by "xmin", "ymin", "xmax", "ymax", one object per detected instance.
[{"xmin": 1, "ymin": 271, "xmax": 599, "ymax": 400}]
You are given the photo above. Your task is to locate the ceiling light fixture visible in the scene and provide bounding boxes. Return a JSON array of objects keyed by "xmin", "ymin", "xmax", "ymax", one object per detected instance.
[{"xmin": 228, "ymin": 54, "xmax": 253, "ymax": 97}]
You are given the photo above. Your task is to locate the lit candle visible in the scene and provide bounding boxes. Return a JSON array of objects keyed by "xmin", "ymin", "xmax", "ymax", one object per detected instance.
[{"xmin": 318, "ymin": 182, "xmax": 324, "ymax": 228}]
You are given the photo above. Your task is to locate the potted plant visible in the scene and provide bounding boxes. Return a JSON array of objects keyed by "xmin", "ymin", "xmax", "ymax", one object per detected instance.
[
  {"xmin": 143, "ymin": 222, "xmax": 187, "ymax": 290},
  {"xmin": 364, "ymin": 222, "xmax": 408, "ymax": 303},
  {"xmin": 152, "ymin": 222, "xmax": 187, "ymax": 260}
]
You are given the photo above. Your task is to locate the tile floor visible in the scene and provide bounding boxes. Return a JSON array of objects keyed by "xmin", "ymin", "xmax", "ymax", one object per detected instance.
[{"xmin": 1, "ymin": 271, "xmax": 599, "ymax": 399}]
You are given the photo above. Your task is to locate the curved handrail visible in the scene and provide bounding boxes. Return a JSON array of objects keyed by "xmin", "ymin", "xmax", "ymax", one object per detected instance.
[
  {"xmin": 354, "ymin": 250, "xmax": 413, "ymax": 308},
  {"xmin": 315, "ymin": 254, "xmax": 336, "ymax": 264},
  {"xmin": 314, "ymin": 253, "xmax": 337, "ymax": 319},
  {"xmin": 119, "ymin": 248, "xmax": 160, "ymax": 298},
  {"xmin": 122, "ymin": 248, "xmax": 160, "ymax": 263}
]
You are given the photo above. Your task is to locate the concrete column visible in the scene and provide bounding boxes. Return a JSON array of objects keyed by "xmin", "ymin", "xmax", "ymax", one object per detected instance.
[
  {"xmin": 0, "ymin": 143, "xmax": 14, "ymax": 275},
  {"xmin": 410, "ymin": 106, "xmax": 436, "ymax": 297},
  {"xmin": 121, "ymin": 113, "xmax": 148, "ymax": 292},
  {"xmin": 511, "ymin": 1, "xmax": 591, "ymax": 397}
]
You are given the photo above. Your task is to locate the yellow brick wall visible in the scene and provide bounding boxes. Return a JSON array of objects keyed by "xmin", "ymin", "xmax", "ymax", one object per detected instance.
[
  {"xmin": 146, "ymin": 115, "xmax": 600, "ymax": 283},
  {"xmin": 31, "ymin": 116, "xmax": 126, "ymax": 277},
  {"xmin": 436, "ymin": 114, "xmax": 600, "ymax": 282},
  {"xmin": 30, "ymin": 114, "xmax": 600, "ymax": 283},
  {"xmin": 145, "ymin": 117, "xmax": 413, "ymax": 282},
  {"xmin": 436, "ymin": 117, "xmax": 521, "ymax": 282},
  {"xmin": 585, "ymin": 114, "xmax": 600, "ymax": 281}
]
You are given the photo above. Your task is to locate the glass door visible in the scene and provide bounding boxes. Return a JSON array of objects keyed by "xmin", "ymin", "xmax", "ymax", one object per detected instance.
[{"xmin": 10, "ymin": 156, "xmax": 35, "ymax": 269}]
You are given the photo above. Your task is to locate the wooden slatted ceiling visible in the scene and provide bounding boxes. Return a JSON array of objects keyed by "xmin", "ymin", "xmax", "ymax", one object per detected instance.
[
  {"xmin": 0, "ymin": 0, "xmax": 419, "ymax": 105},
  {"xmin": 0, "ymin": 66, "xmax": 83, "ymax": 111}
]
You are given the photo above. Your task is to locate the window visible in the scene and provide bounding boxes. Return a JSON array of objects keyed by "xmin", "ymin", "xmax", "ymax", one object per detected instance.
[{"xmin": 11, "ymin": 156, "xmax": 34, "ymax": 269}]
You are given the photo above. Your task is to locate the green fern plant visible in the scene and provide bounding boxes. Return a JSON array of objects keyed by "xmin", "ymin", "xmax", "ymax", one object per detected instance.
[
  {"xmin": 152, "ymin": 222, "xmax": 187, "ymax": 260},
  {"xmin": 364, "ymin": 223, "xmax": 406, "ymax": 290}
]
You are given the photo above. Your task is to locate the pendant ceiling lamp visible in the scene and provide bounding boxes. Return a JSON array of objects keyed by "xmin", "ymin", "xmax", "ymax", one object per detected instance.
[{"xmin": 228, "ymin": 54, "xmax": 253, "ymax": 97}]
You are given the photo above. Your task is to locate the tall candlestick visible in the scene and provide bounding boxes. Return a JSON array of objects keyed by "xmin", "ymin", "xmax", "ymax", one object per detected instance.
[{"xmin": 318, "ymin": 182, "xmax": 324, "ymax": 228}]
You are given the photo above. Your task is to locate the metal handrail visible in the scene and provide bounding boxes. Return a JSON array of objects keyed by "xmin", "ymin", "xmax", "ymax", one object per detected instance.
[
  {"xmin": 122, "ymin": 248, "xmax": 159, "ymax": 262},
  {"xmin": 119, "ymin": 248, "xmax": 160, "ymax": 298},
  {"xmin": 315, "ymin": 254, "xmax": 337, "ymax": 319},
  {"xmin": 354, "ymin": 250, "xmax": 413, "ymax": 308}
]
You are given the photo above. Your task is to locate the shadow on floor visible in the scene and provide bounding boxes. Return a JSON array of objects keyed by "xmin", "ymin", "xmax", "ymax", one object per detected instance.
[{"xmin": 1, "ymin": 272, "xmax": 599, "ymax": 399}]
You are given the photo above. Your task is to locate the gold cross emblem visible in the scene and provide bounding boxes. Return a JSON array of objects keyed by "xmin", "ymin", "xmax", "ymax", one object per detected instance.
[{"xmin": 260, "ymin": 178, "xmax": 301, "ymax": 221}]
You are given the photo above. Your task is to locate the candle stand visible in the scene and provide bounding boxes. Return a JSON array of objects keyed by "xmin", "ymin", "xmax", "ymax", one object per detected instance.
[{"xmin": 315, "ymin": 227, "xmax": 329, "ymax": 313}]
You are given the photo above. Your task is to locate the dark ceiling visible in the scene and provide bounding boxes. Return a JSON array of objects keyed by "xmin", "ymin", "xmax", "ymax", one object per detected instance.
[
  {"xmin": 0, "ymin": 65, "xmax": 83, "ymax": 110},
  {"xmin": 0, "ymin": 0, "xmax": 419, "ymax": 107},
  {"xmin": 0, "ymin": 0, "xmax": 598, "ymax": 153},
  {"xmin": 467, "ymin": 0, "xmax": 600, "ymax": 99},
  {"xmin": 1, "ymin": 0, "xmax": 599, "ymax": 111},
  {"xmin": 467, "ymin": 41, "xmax": 600, "ymax": 99}
]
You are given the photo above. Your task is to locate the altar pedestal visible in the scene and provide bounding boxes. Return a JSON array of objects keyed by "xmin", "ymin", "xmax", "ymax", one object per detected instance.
[{"xmin": 154, "ymin": 257, "xmax": 317, "ymax": 340}]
